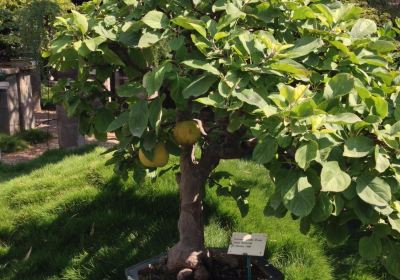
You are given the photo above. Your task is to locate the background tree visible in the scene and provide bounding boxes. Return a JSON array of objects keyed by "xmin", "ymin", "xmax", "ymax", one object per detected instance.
[{"xmin": 48, "ymin": 0, "xmax": 400, "ymax": 278}]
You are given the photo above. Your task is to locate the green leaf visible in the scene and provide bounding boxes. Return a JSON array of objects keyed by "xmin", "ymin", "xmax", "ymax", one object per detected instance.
[
  {"xmin": 343, "ymin": 136, "xmax": 374, "ymax": 158},
  {"xmin": 123, "ymin": 0, "xmax": 137, "ymax": 5},
  {"xmin": 359, "ymin": 236, "xmax": 382, "ymax": 260},
  {"xmin": 71, "ymin": 10, "xmax": 88, "ymax": 34},
  {"xmin": 371, "ymin": 95, "xmax": 388, "ymax": 118},
  {"xmin": 234, "ymin": 88, "xmax": 267, "ymax": 108},
  {"xmin": 138, "ymin": 31, "xmax": 162, "ymax": 48},
  {"xmin": 321, "ymin": 161, "xmax": 351, "ymax": 192},
  {"xmin": 252, "ymin": 136, "xmax": 277, "ymax": 164},
  {"xmin": 388, "ymin": 214, "xmax": 400, "ymax": 234},
  {"xmin": 149, "ymin": 98, "xmax": 163, "ymax": 130},
  {"xmin": 101, "ymin": 47, "xmax": 125, "ymax": 66},
  {"xmin": 117, "ymin": 82, "xmax": 144, "ymax": 98},
  {"xmin": 172, "ymin": 16, "xmax": 207, "ymax": 38},
  {"xmin": 293, "ymin": 6, "xmax": 316, "ymax": 20},
  {"xmin": 281, "ymin": 172, "xmax": 315, "ymax": 217},
  {"xmin": 325, "ymin": 113, "xmax": 362, "ymax": 124},
  {"xmin": 323, "ymin": 73, "xmax": 355, "ymax": 99},
  {"xmin": 271, "ymin": 59, "xmax": 310, "ymax": 81},
  {"xmin": 233, "ymin": 89, "xmax": 277, "ymax": 116},
  {"xmin": 141, "ymin": 10, "xmax": 169, "ymax": 29},
  {"xmin": 368, "ymin": 40, "xmax": 397, "ymax": 53},
  {"xmin": 84, "ymin": 37, "xmax": 106, "ymax": 52},
  {"xmin": 143, "ymin": 63, "xmax": 170, "ymax": 95},
  {"xmin": 216, "ymin": 3, "xmax": 246, "ymax": 31},
  {"xmin": 94, "ymin": 108, "xmax": 114, "ymax": 132},
  {"xmin": 313, "ymin": 4, "xmax": 334, "ymax": 25},
  {"xmin": 128, "ymin": 100, "xmax": 149, "ymax": 137},
  {"xmin": 311, "ymin": 193, "xmax": 333, "ymax": 222},
  {"xmin": 182, "ymin": 60, "xmax": 221, "ymax": 76},
  {"xmin": 350, "ymin": 19, "xmax": 377, "ymax": 39},
  {"xmin": 107, "ymin": 111, "xmax": 129, "ymax": 131},
  {"xmin": 382, "ymin": 241, "xmax": 400, "ymax": 279},
  {"xmin": 295, "ymin": 141, "xmax": 318, "ymax": 170},
  {"xmin": 182, "ymin": 74, "xmax": 217, "ymax": 98},
  {"xmin": 374, "ymin": 146, "xmax": 390, "ymax": 173},
  {"xmin": 356, "ymin": 174, "xmax": 391, "ymax": 207},
  {"xmin": 284, "ymin": 37, "xmax": 324, "ymax": 59},
  {"xmin": 326, "ymin": 220, "xmax": 350, "ymax": 245}
]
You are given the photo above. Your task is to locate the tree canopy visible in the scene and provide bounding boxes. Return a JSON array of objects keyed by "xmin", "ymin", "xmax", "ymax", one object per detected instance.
[{"xmin": 48, "ymin": 0, "xmax": 400, "ymax": 277}]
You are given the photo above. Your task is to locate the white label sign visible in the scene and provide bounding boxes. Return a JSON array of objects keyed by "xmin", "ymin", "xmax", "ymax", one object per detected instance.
[{"xmin": 227, "ymin": 232, "xmax": 267, "ymax": 256}]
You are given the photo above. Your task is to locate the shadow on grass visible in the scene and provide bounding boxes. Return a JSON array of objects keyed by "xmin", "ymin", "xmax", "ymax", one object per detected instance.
[
  {"xmin": 0, "ymin": 175, "xmax": 180, "ymax": 280},
  {"xmin": 0, "ymin": 172, "xmax": 239, "ymax": 280},
  {"xmin": 0, "ymin": 145, "xmax": 97, "ymax": 183}
]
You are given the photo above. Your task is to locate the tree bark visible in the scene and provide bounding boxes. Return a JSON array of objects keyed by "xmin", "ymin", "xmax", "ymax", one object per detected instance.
[{"xmin": 167, "ymin": 147, "xmax": 218, "ymax": 279}]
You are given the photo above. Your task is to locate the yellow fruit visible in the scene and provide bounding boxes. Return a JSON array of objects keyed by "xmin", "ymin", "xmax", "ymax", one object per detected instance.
[
  {"xmin": 173, "ymin": 121, "xmax": 201, "ymax": 145},
  {"xmin": 138, "ymin": 143, "xmax": 169, "ymax": 168}
]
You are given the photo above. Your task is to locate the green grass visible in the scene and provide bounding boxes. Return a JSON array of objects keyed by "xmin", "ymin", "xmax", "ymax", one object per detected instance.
[{"xmin": 0, "ymin": 147, "xmax": 394, "ymax": 279}]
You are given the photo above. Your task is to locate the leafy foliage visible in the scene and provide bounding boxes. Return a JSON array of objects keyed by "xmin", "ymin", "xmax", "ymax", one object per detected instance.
[
  {"xmin": 0, "ymin": 133, "xmax": 28, "ymax": 153},
  {"xmin": 0, "ymin": 0, "xmax": 73, "ymax": 60},
  {"xmin": 48, "ymin": 0, "xmax": 400, "ymax": 277}
]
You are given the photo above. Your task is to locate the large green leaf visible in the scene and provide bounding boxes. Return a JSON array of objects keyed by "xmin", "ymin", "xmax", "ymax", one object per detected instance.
[
  {"xmin": 284, "ymin": 37, "xmax": 324, "ymax": 59},
  {"xmin": 325, "ymin": 113, "xmax": 362, "ymax": 124},
  {"xmin": 321, "ymin": 161, "xmax": 351, "ymax": 192},
  {"xmin": 117, "ymin": 82, "xmax": 144, "ymax": 98},
  {"xmin": 374, "ymin": 146, "xmax": 390, "ymax": 173},
  {"xmin": 388, "ymin": 214, "xmax": 400, "ymax": 234},
  {"xmin": 252, "ymin": 136, "xmax": 277, "ymax": 164},
  {"xmin": 141, "ymin": 10, "xmax": 169, "ymax": 29},
  {"xmin": 182, "ymin": 60, "xmax": 221, "ymax": 76},
  {"xmin": 343, "ymin": 136, "xmax": 373, "ymax": 158},
  {"xmin": 350, "ymin": 19, "xmax": 377, "ymax": 39},
  {"xmin": 356, "ymin": 174, "xmax": 391, "ymax": 206},
  {"xmin": 311, "ymin": 193, "xmax": 333, "ymax": 222},
  {"xmin": 71, "ymin": 10, "xmax": 88, "ymax": 34},
  {"xmin": 359, "ymin": 236, "xmax": 382, "ymax": 260},
  {"xmin": 94, "ymin": 108, "xmax": 114, "ymax": 132},
  {"xmin": 368, "ymin": 40, "xmax": 397, "ymax": 53},
  {"xmin": 295, "ymin": 141, "xmax": 318, "ymax": 170},
  {"xmin": 138, "ymin": 31, "xmax": 162, "ymax": 48},
  {"xmin": 281, "ymin": 171, "xmax": 315, "ymax": 217},
  {"xmin": 233, "ymin": 88, "xmax": 267, "ymax": 108},
  {"xmin": 271, "ymin": 59, "xmax": 310, "ymax": 81},
  {"xmin": 323, "ymin": 73, "xmax": 355, "ymax": 99},
  {"xmin": 182, "ymin": 74, "xmax": 217, "ymax": 98},
  {"xmin": 128, "ymin": 100, "xmax": 149, "ymax": 137},
  {"xmin": 143, "ymin": 63, "xmax": 170, "ymax": 95},
  {"xmin": 171, "ymin": 16, "xmax": 207, "ymax": 38},
  {"xmin": 382, "ymin": 241, "xmax": 400, "ymax": 279},
  {"xmin": 107, "ymin": 111, "xmax": 129, "ymax": 132}
]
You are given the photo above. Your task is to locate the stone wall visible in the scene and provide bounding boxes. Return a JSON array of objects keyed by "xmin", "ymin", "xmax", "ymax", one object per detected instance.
[{"xmin": 0, "ymin": 68, "xmax": 21, "ymax": 135}]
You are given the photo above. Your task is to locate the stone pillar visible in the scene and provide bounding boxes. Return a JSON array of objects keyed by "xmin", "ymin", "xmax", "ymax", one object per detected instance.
[
  {"xmin": 0, "ymin": 68, "xmax": 20, "ymax": 135},
  {"xmin": 17, "ymin": 67, "xmax": 35, "ymax": 131},
  {"xmin": 56, "ymin": 104, "xmax": 85, "ymax": 149}
]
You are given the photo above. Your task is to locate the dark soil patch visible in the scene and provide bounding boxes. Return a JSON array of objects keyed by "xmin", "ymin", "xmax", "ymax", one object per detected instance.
[{"xmin": 138, "ymin": 250, "xmax": 283, "ymax": 280}]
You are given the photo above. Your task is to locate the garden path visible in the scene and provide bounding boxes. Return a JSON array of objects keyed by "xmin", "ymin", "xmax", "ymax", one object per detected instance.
[{"xmin": 0, "ymin": 110, "xmax": 118, "ymax": 165}]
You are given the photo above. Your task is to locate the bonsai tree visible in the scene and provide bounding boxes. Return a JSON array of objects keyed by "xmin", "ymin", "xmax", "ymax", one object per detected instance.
[{"xmin": 47, "ymin": 0, "xmax": 400, "ymax": 278}]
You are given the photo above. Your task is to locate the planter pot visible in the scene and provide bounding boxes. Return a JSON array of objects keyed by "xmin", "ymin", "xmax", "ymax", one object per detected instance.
[{"xmin": 126, "ymin": 249, "xmax": 284, "ymax": 280}]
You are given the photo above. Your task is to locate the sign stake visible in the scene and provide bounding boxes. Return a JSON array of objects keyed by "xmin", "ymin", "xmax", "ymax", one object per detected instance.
[{"xmin": 246, "ymin": 254, "xmax": 252, "ymax": 280}]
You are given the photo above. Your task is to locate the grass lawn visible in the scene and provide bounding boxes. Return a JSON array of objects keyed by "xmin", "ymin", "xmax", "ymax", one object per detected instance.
[{"xmin": 0, "ymin": 146, "xmax": 394, "ymax": 280}]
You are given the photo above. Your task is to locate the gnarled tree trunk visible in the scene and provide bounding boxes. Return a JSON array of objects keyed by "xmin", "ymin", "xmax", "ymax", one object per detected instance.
[{"xmin": 167, "ymin": 146, "xmax": 218, "ymax": 280}]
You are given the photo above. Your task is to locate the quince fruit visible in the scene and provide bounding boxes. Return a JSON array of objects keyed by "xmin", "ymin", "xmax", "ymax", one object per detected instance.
[
  {"xmin": 173, "ymin": 121, "xmax": 201, "ymax": 145},
  {"xmin": 139, "ymin": 143, "xmax": 169, "ymax": 168}
]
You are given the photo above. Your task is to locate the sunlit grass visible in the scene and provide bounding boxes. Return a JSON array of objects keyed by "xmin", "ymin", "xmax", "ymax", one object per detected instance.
[{"xmin": 0, "ymin": 146, "xmax": 393, "ymax": 279}]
